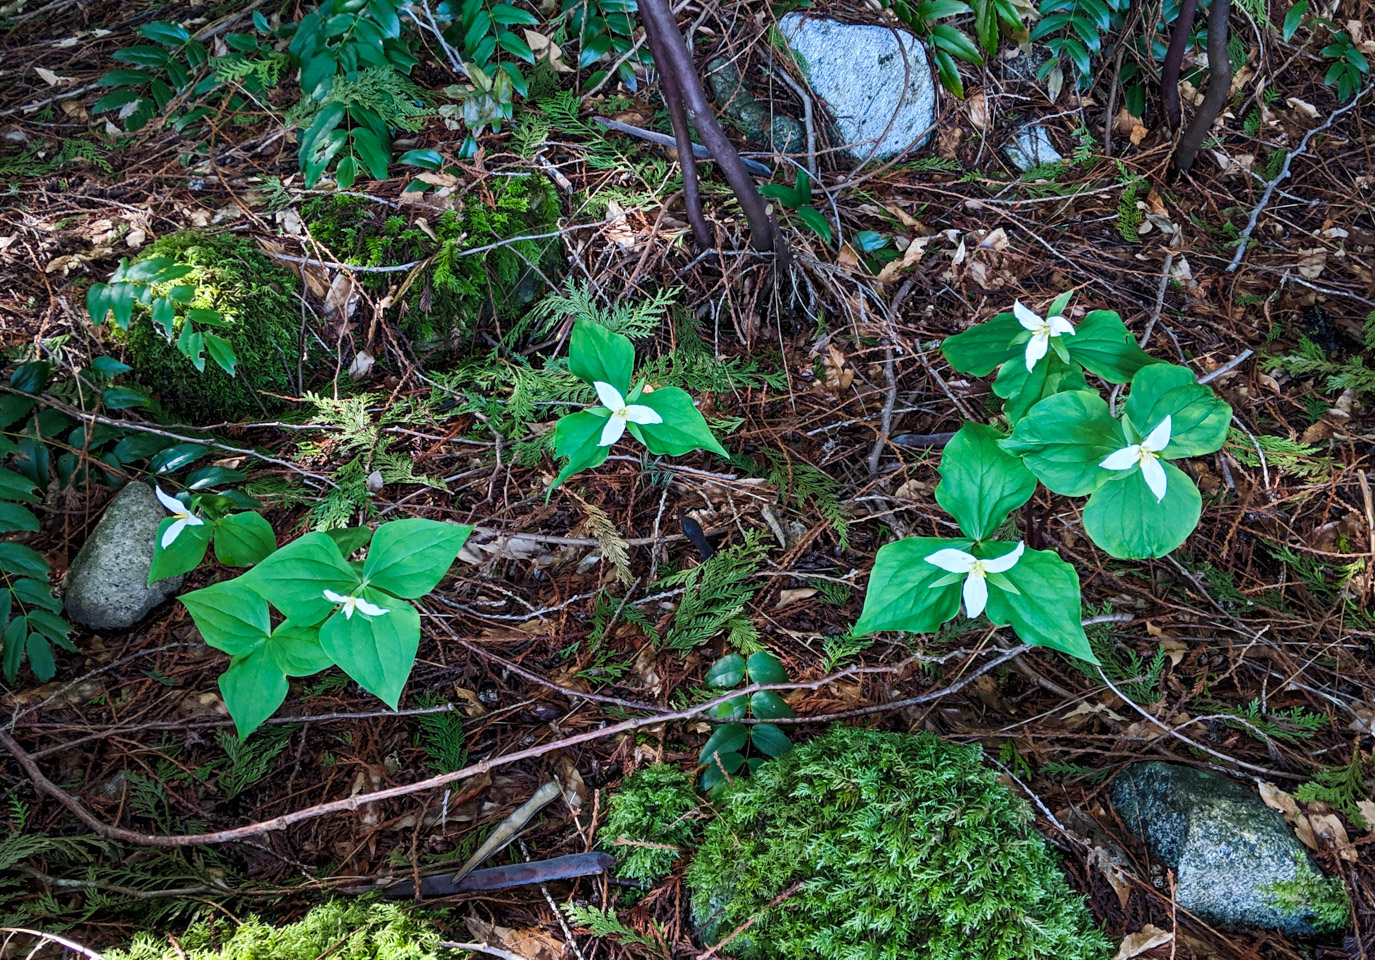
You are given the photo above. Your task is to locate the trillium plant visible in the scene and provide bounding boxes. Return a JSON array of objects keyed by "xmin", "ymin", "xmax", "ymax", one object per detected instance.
[
  {"xmin": 178, "ymin": 518, "xmax": 472, "ymax": 737},
  {"xmin": 551, "ymin": 320, "xmax": 727, "ymax": 491},
  {"xmin": 150, "ymin": 486, "xmax": 278, "ymax": 582}
]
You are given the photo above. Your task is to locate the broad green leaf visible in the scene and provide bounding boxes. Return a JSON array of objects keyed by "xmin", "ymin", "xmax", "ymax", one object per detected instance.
[
  {"xmin": 11, "ymin": 361, "xmax": 51, "ymax": 394},
  {"xmin": 25, "ymin": 631, "xmax": 55, "ymax": 681},
  {"xmin": 853, "ymin": 537, "xmax": 970, "ymax": 635},
  {"xmin": 745, "ymin": 651, "xmax": 788, "ymax": 685},
  {"xmin": 701, "ymin": 751, "xmax": 744, "ymax": 791},
  {"xmin": 149, "ymin": 518, "xmax": 211, "ymax": 582},
  {"xmin": 1122, "ymin": 363, "xmax": 1231, "ymax": 457},
  {"xmin": 0, "ymin": 469, "xmax": 38, "ymax": 503},
  {"xmin": 12, "ymin": 578, "xmax": 61, "ymax": 612},
  {"xmin": 0, "ymin": 501, "xmax": 39, "ymax": 533},
  {"xmin": 318, "ymin": 591, "xmax": 420, "ymax": 709},
  {"xmin": 219, "ymin": 646, "xmax": 289, "ymax": 739},
  {"xmin": 935, "ymin": 422, "xmax": 1036, "ymax": 541},
  {"xmin": 748, "ymin": 690, "xmax": 794, "ymax": 720},
  {"xmin": 1065, "ymin": 310, "xmax": 1157, "ymax": 383},
  {"xmin": 326, "ymin": 526, "xmax": 374, "ymax": 558},
  {"xmin": 27, "ymin": 608, "xmax": 72, "ymax": 648},
  {"xmin": 1083, "ymin": 462, "xmax": 1201, "ymax": 559},
  {"xmin": 240, "ymin": 531, "xmax": 359, "ymax": 623},
  {"xmin": 267, "ymin": 620, "xmax": 333, "ymax": 676},
  {"xmin": 363, "ymin": 518, "xmax": 472, "ymax": 598},
  {"xmin": 551, "ymin": 409, "xmax": 613, "ymax": 490},
  {"xmin": 992, "ymin": 347, "xmax": 1088, "ymax": 424},
  {"xmin": 700, "ymin": 722, "xmax": 748, "ymax": 761},
  {"xmin": 630, "ymin": 387, "xmax": 728, "ymax": 457},
  {"xmin": 999, "ymin": 390, "xmax": 1119, "ymax": 496},
  {"xmin": 213, "ymin": 512, "xmax": 276, "ymax": 567},
  {"xmin": 1283, "ymin": 0, "xmax": 1307, "ymax": 41},
  {"xmin": 984, "ymin": 547, "xmax": 1095, "ymax": 662},
  {"xmin": 705, "ymin": 653, "xmax": 746, "ymax": 688},
  {"xmin": 0, "ymin": 542, "xmax": 48, "ymax": 579},
  {"xmin": 749, "ymin": 722, "xmax": 793, "ymax": 758},
  {"xmin": 712, "ymin": 694, "xmax": 748, "ymax": 720},
  {"xmin": 2, "ymin": 616, "xmax": 24, "ymax": 682},
  {"xmin": 942, "ymin": 311, "xmax": 1024, "ymax": 376},
  {"xmin": 568, "ymin": 319, "xmax": 633, "ymax": 393},
  {"xmin": 180, "ymin": 580, "xmax": 272, "ymax": 655}
]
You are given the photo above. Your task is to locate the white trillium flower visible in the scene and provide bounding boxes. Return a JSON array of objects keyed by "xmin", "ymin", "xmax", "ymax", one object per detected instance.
[
  {"xmin": 924, "ymin": 541, "xmax": 1026, "ymax": 618},
  {"xmin": 322, "ymin": 588, "xmax": 390, "ymax": 619},
  {"xmin": 154, "ymin": 485, "xmax": 205, "ymax": 549},
  {"xmin": 1100, "ymin": 415, "xmax": 1172, "ymax": 502},
  {"xmin": 594, "ymin": 381, "xmax": 663, "ymax": 447},
  {"xmin": 1014, "ymin": 300, "xmax": 1076, "ymax": 372}
]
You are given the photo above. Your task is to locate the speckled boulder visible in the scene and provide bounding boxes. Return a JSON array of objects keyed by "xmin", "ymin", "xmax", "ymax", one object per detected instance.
[{"xmin": 1112, "ymin": 762, "xmax": 1349, "ymax": 936}]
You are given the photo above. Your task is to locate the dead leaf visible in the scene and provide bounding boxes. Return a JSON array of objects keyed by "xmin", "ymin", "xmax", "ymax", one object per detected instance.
[
  {"xmin": 554, "ymin": 755, "xmax": 587, "ymax": 812},
  {"xmin": 979, "ymin": 227, "xmax": 1010, "ymax": 251},
  {"xmin": 1114, "ymin": 924, "xmax": 1173, "ymax": 960},
  {"xmin": 1090, "ymin": 845, "xmax": 1132, "ymax": 909},
  {"xmin": 776, "ymin": 587, "xmax": 818, "ymax": 609},
  {"xmin": 1259, "ymin": 780, "xmax": 1300, "ymax": 819},
  {"xmin": 322, "ymin": 271, "xmax": 361, "ymax": 326},
  {"xmin": 1356, "ymin": 800, "xmax": 1375, "ymax": 831},
  {"xmin": 966, "ymin": 90, "xmax": 989, "ymax": 131},
  {"xmin": 1160, "ymin": 639, "xmax": 1188, "ymax": 665},
  {"xmin": 1286, "ymin": 97, "xmax": 1320, "ymax": 118},
  {"xmin": 1064, "ymin": 700, "xmax": 1128, "ymax": 723},
  {"xmin": 348, "ymin": 350, "xmax": 375, "ymax": 379},
  {"xmin": 876, "ymin": 234, "xmax": 931, "ymax": 283},
  {"xmin": 603, "ymin": 200, "xmax": 636, "ymax": 250},
  {"xmin": 1306, "ymin": 812, "xmax": 1357, "ymax": 861},
  {"xmin": 466, "ymin": 916, "xmax": 564, "ymax": 960},
  {"xmin": 524, "ymin": 29, "xmax": 572, "ymax": 72},
  {"xmin": 35, "ymin": 67, "xmax": 73, "ymax": 86},
  {"xmin": 1295, "ymin": 248, "xmax": 1327, "ymax": 279}
]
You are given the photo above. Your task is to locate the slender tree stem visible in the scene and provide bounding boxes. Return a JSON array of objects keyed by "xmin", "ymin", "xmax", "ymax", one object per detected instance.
[
  {"xmin": 642, "ymin": 20, "xmax": 712, "ymax": 248},
  {"xmin": 1174, "ymin": 0, "xmax": 1233, "ymax": 173},
  {"xmin": 1161, "ymin": 0, "xmax": 1199, "ymax": 130}
]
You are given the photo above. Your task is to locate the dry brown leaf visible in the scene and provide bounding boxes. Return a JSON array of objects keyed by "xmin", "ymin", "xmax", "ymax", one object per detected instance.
[
  {"xmin": 603, "ymin": 200, "xmax": 636, "ymax": 250},
  {"xmin": 467, "ymin": 917, "xmax": 564, "ymax": 960},
  {"xmin": 1114, "ymin": 924, "xmax": 1173, "ymax": 960},
  {"xmin": 1307, "ymin": 812, "xmax": 1357, "ymax": 861},
  {"xmin": 1090, "ymin": 845, "xmax": 1132, "ymax": 909},
  {"xmin": 322, "ymin": 271, "xmax": 361, "ymax": 323},
  {"xmin": 1356, "ymin": 801, "xmax": 1375, "ymax": 831},
  {"xmin": 876, "ymin": 234, "xmax": 931, "ymax": 283},
  {"xmin": 1160, "ymin": 639, "xmax": 1188, "ymax": 665},
  {"xmin": 1286, "ymin": 97, "xmax": 1319, "ymax": 118},
  {"xmin": 1259, "ymin": 780, "xmax": 1300, "ymax": 819},
  {"xmin": 554, "ymin": 754, "xmax": 587, "ymax": 811},
  {"xmin": 1064, "ymin": 701, "xmax": 1128, "ymax": 722},
  {"xmin": 1295, "ymin": 248, "xmax": 1327, "ymax": 279},
  {"xmin": 776, "ymin": 587, "xmax": 818, "ymax": 608},
  {"xmin": 966, "ymin": 90, "xmax": 989, "ymax": 131}
]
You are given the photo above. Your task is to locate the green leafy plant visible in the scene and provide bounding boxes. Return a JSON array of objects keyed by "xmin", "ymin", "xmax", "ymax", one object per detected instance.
[
  {"xmin": 759, "ymin": 169, "xmax": 833, "ymax": 245},
  {"xmin": 883, "ymin": 0, "xmax": 1027, "ymax": 97},
  {"xmin": 656, "ymin": 530, "xmax": 768, "ymax": 651},
  {"xmin": 1030, "ymin": 0, "xmax": 1129, "ymax": 84},
  {"xmin": 147, "ymin": 488, "xmax": 276, "ymax": 583},
  {"xmin": 551, "ymin": 320, "xmax": 728, "ymax": 490},
  {"xmin": 563, "ymin": 0, "xmax": 647, "ymax": 89},
  {"xmin": 178, "ymin": 518, "xmax": 471, "ymax": 736},
  {"xmin": 698, "ymin": 650, "xmax": 795, "ymax": 791},
  {"xmin": 854, "ymin": 422, "xmax": 1094, "ymax": 661},
  {"xmin": 1000, "ymin": 362, "xmax": 1232, "ymax": 558},
  {"xmin": 0, "ymin": 463, "xmax": 71, "ymax": 683},
  {"xmin": 599, "ymin": 763, "xmax": 701, "ymax": 883},
  {"xmin": 1319, "ymin": 30, "xmax": 1370, "ymax": 101}
]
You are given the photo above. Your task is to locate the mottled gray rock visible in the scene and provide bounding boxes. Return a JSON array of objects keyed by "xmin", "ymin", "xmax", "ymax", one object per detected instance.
[
  {"xmin": 64, "ymin": 482, "xmax": 183, "ymax": 629},
  {"xmin": 1003, "ymin": 123, "xmax": 1062, "ymax": 172},
  {"xmin": 1112, "ymin": 762, "xmax": 1350, "ymax": 936},
  {"xmin": 706, "ymin": 58, "xmax": 804, "ymax": 155},
  {"xmin": 777, "ymin": 13, "xmax": 937, "ymax": 162}
]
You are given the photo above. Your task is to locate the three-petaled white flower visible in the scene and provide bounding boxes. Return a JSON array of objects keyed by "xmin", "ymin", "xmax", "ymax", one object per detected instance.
[
  {"xmin": 594, "ymin": 381, "xmax": 663, "ymax": 447},
  {"xmin": 924, "ymin": 541, "xmax": 1025, "ymax": 618},
  {"xmin": 155, "ymin": 485, "xmax": 205, "ymax": 548},
  {"xmin": 1099, "ymin": 415, "xmax": 1172, "ymax": 502},
  {"xmin": 322, "ymin": 589, "xmax": 390, "ymax": 619},
  {"xmin": 1014, "ymin": 300, "xmax": 1075, "ymax": 372}
]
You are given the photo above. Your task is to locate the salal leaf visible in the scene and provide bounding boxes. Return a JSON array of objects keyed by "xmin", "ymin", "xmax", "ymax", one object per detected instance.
[
  {"xmin": 180, "ymin": 580, "xmax": 271, "ymax": 655},
  {"xmin": 1083, "ymin": 461, "xmax": 1201, "ymax": 559},
  {"xmin": 942, "ymin": 311, "xmax": 1024, "ymax": 376},
  {"xmin": 999, "ymin": 390, "xmax": 1119, "ymax": 496},
  {"xmin": 319, "ymin": 591, "xmax": 420, "ymax": 709},
  {"xmin": 992, "ymin": 347, "xmax": 1088, "ymax": 424},
  {"xmin": 750, "ymin": 722, "xmax": 793, "ymax": 758},
  {"xmin": 706, "ymin": 653, "xmax": 746, "ymax": 688},
  {"xmin": 983, "ymin": 547, "xmax": 1095, "ymax": 662},
  {"xmin": 629, "ymin": 387, "xmax": 728, "ymax": 457},
  {"xmin": 212, "ymin": 511, "xmax": 276, "ymax": 567},
  {"xmin": 363, "ymin": 518, "xmax": 472, "ymax": 598},
  {"xmin": 267, "ymin": 620, "xmax": 333, "ymax": 676},
  {"xmin": 240, "ymin": 531, "xmax": 358, "ymax": 623},
  {"xmin": 149, "ymin": 519, "xmax": 211, "ymax": 582},
  {"xmin": 700, "ymin": 722, "xmax": 748, "ymax": 760},
  {"xmin": 1122, "ymin": 363, "xmax": 1231, "ymax": 457},
  {"xmin": 935, "ymin": 422, "xmax": 1036, "ymax": 541},
  {"xmin": 745, "ymin": 651, "xmax": 788, "ymax": 684},
  {"xmin": 748, "ymin": 690, "xmax": 794, "ymax": 719},
  {"xmin": 853, "ymin": 537, "xmax": 971, "ymax": 635},
  {"xmin": 1065, "ymin": 311, "xmax": 1158, "ymax": 383},
  {"xmin": 568, "ymin": 319, "xmax": 633, "ymax": 393},
  {"xmin": 550, "ymin": 408, "xmax": 612, "ymax": 491},
  {"xmin": 219, "ymin": 645, "xmax": 289, "ymax": 739}
]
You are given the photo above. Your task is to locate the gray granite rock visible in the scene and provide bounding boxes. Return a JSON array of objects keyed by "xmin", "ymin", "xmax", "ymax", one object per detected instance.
[
  {"xmin": 64, "ymin": 482, "xmax": 183, "ymax": 629},
  {"xmin": 777, "ymin": 13, "xmax": 937, "ymax": 162},
  {"xmin": 1004, "ymin": 123, "xmax": 1062, "ymax": 172},
  {"xmin": 706, "ymin": 57, "xmax": 804, "ymax": 155},
  {"xmin": 1112, "ymin": 762, "xmax": 1350, "ymax": 936}
]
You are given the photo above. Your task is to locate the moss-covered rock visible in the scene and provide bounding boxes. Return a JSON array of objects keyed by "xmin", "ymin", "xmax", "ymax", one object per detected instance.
[
  {"xmin": 105, "ymin": 900, "xmax": 446, "ymax": 960},
  {"xmin": 121, "ymin": 232, "xmax": 301, "ymax": 424},
  {"xmin": 600, "ymin": 764, "xmax": 701, "ymax": 885},
  {"xmin": 304, "ymin": 174, "xmax": 562, "ymax": 351},
  {"xmin": 687, "ymin": 725, "xmax": 1111, "ymax": 960}
]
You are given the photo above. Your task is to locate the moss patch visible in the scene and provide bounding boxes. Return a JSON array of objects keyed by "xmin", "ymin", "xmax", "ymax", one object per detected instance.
[
  {"xmin": 1262, "ymin": 852, "xmax": 1351, "ymax": 935},
  {"xmin": 121, "ymin": 232, "xmax": 302, "ymax": 424},
  {"xmin": 687, "ymin": 725, "xmax": 1112, "ymax": 960},
  {"xmin": 600, "ymin": 764, "xmax": 701, "ymax": 885},
  {"xmin": 304, "ymin": 174, "xmax": 562, "ymax": 351},
  {"xmin": 105, "ymin": 899, "xmax": 447, "ymax": 960}
]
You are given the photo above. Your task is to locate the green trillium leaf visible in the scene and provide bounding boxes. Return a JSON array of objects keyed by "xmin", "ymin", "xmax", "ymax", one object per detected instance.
[
  {"xmin": 568, "ymin": 319, "xmax": 633, "ymax": 393},
  {"xmin": 239, "ymin": 531, "xmax": 359, "ymax": 624},
  {"xmin": 550, "ymin": 408, "xmax": 612, "ymax": 491},
  {"xmin": 266, "ymin": 620, "xmax": 334, "ymax": 676},
  {"xmin": 942, "ymin": 311, "xmax": 1024, "ymax": 376},
  {"xmin": 983, "ymin": 547, "xmax": 1095, "ymax": 662},
  {"xmin": 180, "ymin": 579, "xmax": 271, "ymax": 655},
  {"xmin": 1065, "ymin": 310, "xmax": 1158, "ymax": 383},
  {"xmin": 363, "ymin": 518, "xmax": 472, "ymax": 598},
  {"xmin": 1122, "ymin": 363, "xmax": 1232, "ymax": 457},
  {"xmin": 853, "ymin": 537, "xmax": 971, "ymax": 635},
  {"xmin": 149, "ymin": 518, "xmax": 211, "ymax": 582},
  {"xmin": 318, "ymin": 590, "xmax": 420, "ymax": 709},
  {"xmin": 999, "ymin": 390, "xmax": 1120, "ymax": 496},
  {"xmin": 1083, "ymin": 461, "xmax": 1201, "ymax": 558},
  {"xmin": 212, "ymin": 511, "xmax": 277, "ymax": 567},
  {"xmin": 219, "ymin": 645, "xmax": 289, "ymax": 739},
  {"xmin": 993, "ymin": 348, "xmax": 1088, "ymax": 424},
  {"xmin": 628, "ymin": 386, "xmax": 727, "ymax": 457},
  {"xmin": 935, "ymin": 422, "xmax": 1037, "ymax": 541}
]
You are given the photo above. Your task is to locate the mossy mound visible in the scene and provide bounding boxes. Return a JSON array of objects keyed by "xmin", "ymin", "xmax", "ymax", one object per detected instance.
[
  {"xmin": 105, "ymin": 900, "xmax": 446, "ymax": 960},
  {"xmin": 687, "ymin": 725, "xmax": 1112, "ymax": 960},
  {"xmin": 304, "ymin": 174, "xmax": 562, "ymax": 351},
  {"xmin": 121, "ymin": 232, "xmax": 301, "ymax": 424},
  {"xmin": 599, "ymin": 763, "xmax": 701, "ymax": 884}
]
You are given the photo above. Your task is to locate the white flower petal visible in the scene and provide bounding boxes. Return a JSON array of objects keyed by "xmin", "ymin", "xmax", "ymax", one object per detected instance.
[
  {"xmin": 598, "ymin": 413, "xmax": 627, "ymax": 447},
  {"xmin": 962, "ymin": 571, "xmax": 989, "ymax": 618},
  {"xmin": 980, "ymin": 541, "xmax": 1025, "ymax": 574},
  {"xmin": 340, "ymin": 599, "xmax": 355, "ymax": 619},
  {"xmin": 593, "ymin": 380, "xmax": 625, "ymax": 411},
  {"xmin": 1100, "ymin": 444, "xmax": 1142, "ymax": 471},
  {"xmin": 354, "ymin": 598, "xmax": 390, "ymax": 617},
  {"xmin": 154, "ymin": 485, "xmax": 184, "ymax": 515},
  {"xmin": 1140, "ymin": 455, "xmax": 1168, "ymax": 502},
  {"xmin": 161, "ymin": 517, "xmax": 187, "ymax": 549},
  {"xmin": 1143, "ymin": 414, "xmax": 1172, "ymax": 453},
  {"xmin": 1023, "ymin": 332, "xmax": 1049, "ymax": 371},
  {"xmin": 924, "ymin": 547, "xmax": 977, "ymax": 574},
  {"xmin": 322, "ymin": 589, "xmax": 351, "ymax": 605},
  {"xmin": 1013, "ymin": 300, "xmax": 1041, "ymax": 331},
  {"xmin": 184, "ymin": 513, "xmax": 205, "ymax": 527},
  {"xmin": 1047, "ymin": 315, "xmax": 1076, "ymax": 337},
  {"xmin": 623, "ymin": 403, "xmax": 663, "ymax": 426}
]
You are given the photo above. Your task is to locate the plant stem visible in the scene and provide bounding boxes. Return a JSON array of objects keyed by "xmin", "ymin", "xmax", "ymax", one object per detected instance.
[
  {"xmin": 1160, "ymin": 0, "xmax": 1199, "ymax": 130},
  {"xmin": 1174, "ymin": 0, "xmax": 1232, "ymax": 174}
]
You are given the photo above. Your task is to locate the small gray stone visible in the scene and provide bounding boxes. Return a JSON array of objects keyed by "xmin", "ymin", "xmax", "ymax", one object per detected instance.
[
  {"xmin": 1003, "ymin": 123, "xmax": 1062, "ymax": 172},
  {"xmin": 64, "ymin": 482, "xmax": 183, "ymax": 630},
  {"xmin": 706, "ymin": 58, "xmax": 804, "ymax": 155},
  {"xmin": 1112, "ymin": 762, "xmax": 1350, "ymax": 936},
  {"xmin": 778, "ymin": 13, "xmax": 937, "ymax": 162}
]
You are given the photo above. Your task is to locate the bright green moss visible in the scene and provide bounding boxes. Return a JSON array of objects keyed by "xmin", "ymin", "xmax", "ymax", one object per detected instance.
[
  {"xmin": 105, "ymin": 900, "xmax": 446, "ymax": 960},
  {"xmin": 600, "ymin": 764, "xmax": 701, "ymax": 884},
  {"xmin": 1263, "ymin": 852, "xmax": 1351, "ymax": 934},
  {"xmin": 121, "ymin": 232, "xmax": 301, "ymax": 424},
  {"xmin": 304, "ymin": 174, "xmax": 562, "ymax": 351},
  {"xmin": 687, "ymin": 725, "xmax": 1112, "ymax": 960}
]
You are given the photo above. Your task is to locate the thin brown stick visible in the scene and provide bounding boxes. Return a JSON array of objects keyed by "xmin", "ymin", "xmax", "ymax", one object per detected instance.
[
  {"xmin": 1174, "ymin": 0, "xmax": 1232, "ymax": 174},
  {"xmin": 1161, "ymin": 0, "xmax": 1199, "ymax": 130}
]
